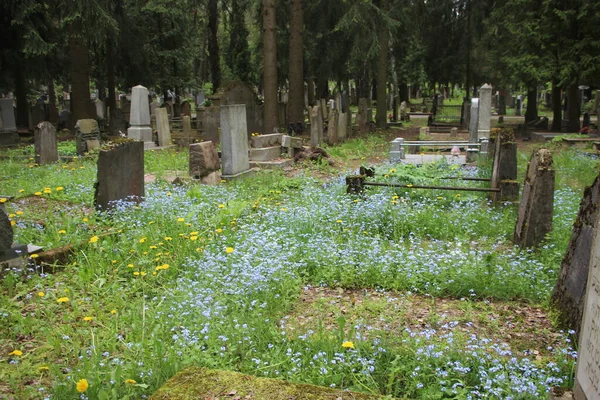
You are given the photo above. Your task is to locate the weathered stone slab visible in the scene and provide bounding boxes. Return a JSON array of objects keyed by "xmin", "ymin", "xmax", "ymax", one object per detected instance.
[
  {"xmin": 281, "ymin": 135, "xmax": 303, "ymax": 149},
  {"xmin": 552, "ymin": 176, "xmax": 600, "ymax": 336},
  {"xmin": 200, "ymin": 171, "xmax": 221, "ymax": 185},
  {"xmin": 94, "ymin": 141, "xmax": 145, "ymax": 211},
  {"xmin": 327, "ymin": 109, "xmax": 339, "ymax": 145},
  {"xmin": 251, "ymin": 133, "xmax": 282, "ymax": 148},
  {"xmin": 155, "ymin": 108, "xmax": 171, "ymax": 147},
  {"xmin": 478, "ymin": 83, "xmax": 492, "ymax": 138},
  {"xmin": 573, "ymin": 215, "xmax": 600, "ymax": 400},
  {"xmin": 220, "ymin": 105, "xmax": 250, "ymax": 178},
  {"xmin": 189, "ymin": 141, "xmax": 220, "ymax": 179},
  {"xmin": 75, "ymin": 119, "xmax": 101, "ymax": 155},
  {"xmin": 0, "ymin": 98, "xmax": 17, "ymax": 132},
  {"xmin": 513, "ymin": 149, "xmax": 555, "ymax": 248},
  {"xmin": 310, "ymin": 106, "xmax": 324, "ymax": 147},
  {"xmin": 249, "ymin": 146, "xmax": 281, "ymax": 161},
  {"xmin": 34, "ymin": 122, "xmax": 58, "ymax": 165},
  {"xmin": 149, "ymin": 367, "xmax": 386, "ymax": 400}
]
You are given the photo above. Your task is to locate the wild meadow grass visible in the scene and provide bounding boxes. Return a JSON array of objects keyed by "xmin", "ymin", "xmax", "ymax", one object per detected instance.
[{"xmin": 0, "ymin": 139, "xmax": 597, "ymax": 399}]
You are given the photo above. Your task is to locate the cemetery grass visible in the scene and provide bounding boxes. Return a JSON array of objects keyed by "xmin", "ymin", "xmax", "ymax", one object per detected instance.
[{"xmin": 0, "ymin": 138, "xmax": 595, "ymax": 399}]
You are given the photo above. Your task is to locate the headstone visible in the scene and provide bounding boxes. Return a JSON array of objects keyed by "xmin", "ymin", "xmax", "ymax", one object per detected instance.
[
  {"xmin": 0, "ymin": 98, "xmax": 20, "ymax": 146},
  {"xmin": 320, "ymin": 99, "xmax": 328, "ymax": 120},
  {"xmin": 516, "ymin": 95, "xmax": 523, "ymax": 116},
  {"xmin": 400, "ymin": 101, "xmax": 408, "ymax": 121},
  {"xmin": 34, "ymin": 122, "xmax": 58, "ymax": 165},
  {"xmin": 310, "ymin": 106, "xmax": 324, "ymax": 147},
  {"xmin": 196, "ymin": 92, "xmax": 206, "ymax": 106},
  {"xmin": 150, "ymin": 101, "xmax": 160, "ymax": 116},
  {"xmin": 593, "ymin": 90, "xmax": 600, "ymax": 116},
  {"xmin": 469, "ymin": 98, "xmax": 480, "ymax": 144},
  {"xmin": 553, "ymin": 176, "xmax": 600, "ymax": 338},
  {"xmin": 327, "ymin": 109, "xmax": 339, "ymax": 145},
  {"xmin": 573, "ymin": 218, "xmax": 600, "ymax": 400},
  {"xmin": 127, "ymin": 85, "xmax": 154, "ymax": 147},
  {"xmin": 450, "ymin": 127, "xmax": 458, "ymax": 138},
  {"xmin": 514, "ymin": 149, "xmax": 555, "ymax": 248},
  {"xmin": 95, "ymin": 99, "xmax": 105, "ymax": 119},
  {"xmin": 478, "ymin": 84, "xmax": 492, "ymax": 139},
  {"xmin": 281, "ymin": 135, "xmax": 303, "ymax": 157},
  {"xmin": 181, "ymin": 101, "xmax": 192, "ymax": 117},
  {"xmin": 155, "ymin": 108, "xmax": 171, "ymax": 147},
  {"xmin": 108, "ymin": 107, "xmax": 127, "ymax": 136},
  {"xmin": 75, "ymin": 119, "xmax": 101, "ymax": 155},
  {"xmin": 94, "ymin": 141, "xmax": 145, "ymax": 211},
  {"xmin": 220, "ymin": 105, "xmax": 250, "ymax": 178},
  {"xmin": 390, "ymin": 138, "xmax": 405, "ymax": 162},
  {"xmin": 182, "ymin": 116, "xmax": 192, "ymax": 137},
  {"xmin": 189, "ymin": 141, "xmax": 221, "ymax": 179},
  {"xmin": 338, "ymin": 107, "xmax": 348, "ymax": 141}
]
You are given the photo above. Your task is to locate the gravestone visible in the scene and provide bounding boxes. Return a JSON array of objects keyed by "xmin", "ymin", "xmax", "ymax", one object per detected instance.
[
  {"xmin": 95, "ymin": 99, "xmax": 105, "ymax": 119},
  {"xmin": 478, "ymin": 84, "xmax": 492, "ymax": 139},
  {"xmin": 196, "ymin": 92, "xmax": 206, "ymax": 106},
  {"xmin": 155, "ymin": 108, "xmax": 171, "ymax": 147},
  {"xmin": 75, "ymin": 119, "xmax": 101, "ymax": 155},
  {"xmin": 203, "ymin": 106, "xmax": 221, "ymax": 143},
  {"xmin": 310, "ymin": 106, "xmax": 324, "ymax": 147},
  {"xmin": 94, "ymin": 141, "xmax": 145, "ymax": 211},
  {"xmin": 513, "ymin": 149, "xmax": 555, "ymax": 248},
  {"xmin": 0, "ymin": 98, "xmax": 20, "ymax": 146},
  {"xmin": 182, "ymin": 116, "xmax": 192, "ymax": 137},
  {"xmin": 327, "ymin": 109, "xmax": 339, "ymax": 145},
  {"xmin": 450, "ymin": 127, "xmax": 458, "ymax": 138},
  {"xmin": 150, "ymin": 101, "xmax": 160, "ymax": 116},
  {"xmin": 516, "ymin": 95, "xmax": 523, "ymax": 116},
  {"xmin": 189, "ymin": 141, "xmax": 221, "ymax": 184},
  {"xmin": 338, "ymin": 107, "xmax": 348, "ymax": 141},
  {"xmin": 34, "ymin": 122, "xmax": 58, "ymax": 165},
  {"xmin": 390, "ymin": 138, "xmax": 405, "ymax": 162},
  {"xmin": 282, "ymin": 135, "xmax": 303, "ymax": 157},
  {"xmin": 467, "ymin": 99, "xmax": 480, "ymax": 163},
  {"xmin": 220, "ymin": 104, "xmax": 250, "ymax": 179},
  {"xmin": 320, "ymin": 99, "xmax": 328, "ymax": 121},
  {"xmin": 181, "ymin": 101, "xmax": 191, "ymax": 117},
  {"xmin": 127, "ymin": 85, "xmax": 154, "ymax": 148},
  {"xmin": 573, "ymin": 220, "xmax": 600, "ymax": 400},
  {"xmin": 553, "ymin": 176, "xmax": 600, "ymax": 337},
  {"xmin": 108, "ymin": 107, "xmax": 127, "ymax": 136},
  {"xmin": 400, "ymin": 101, "xmax": 408, "ymax": 121}
]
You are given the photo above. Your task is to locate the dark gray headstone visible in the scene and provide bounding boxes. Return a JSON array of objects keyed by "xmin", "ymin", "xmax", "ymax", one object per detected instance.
[
  {"xmin": 514, "ymin": 149, "xmax": 555, "ymax": 248},
  {"xmin": 552, "ymin": 175, "xmax": 600, "ymax": 337},
  {"xmin": 189, "ymin": 141, "xmax": 220, "ymax": 179},
  {"xmin": 94, "ymin": 141, "xmax": 144, "ymax": 211},
  {"xmin": 0, "ymin": 209, "xmax": 13, "ymax": 251},
  {"xmin": 34, "ymin": 122, "xmax": 58, "ymax": 165}
]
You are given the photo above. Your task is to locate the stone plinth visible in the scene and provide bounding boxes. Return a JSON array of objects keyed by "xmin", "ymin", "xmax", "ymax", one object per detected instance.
[
  {"xmin": 34, "ymin": 122, "xmax": 58, "ymax": 165},
  {"xmin": 94, "ymin": 141, "xmax": 145, "ymax": 211},
  {"xmin": 155, "ymin": 108, "xmax": 171, "ymax": 147},
  {"xmin": 513, "ymin": 149, "xmax": 555, "ymax": 248},
  {"xmin": 251, "ymin": 134, "xmax": 282, "ymax": 148},
  {"xmin": 220, "ymin": 105, "xmax": 250, "ymax": 178}
]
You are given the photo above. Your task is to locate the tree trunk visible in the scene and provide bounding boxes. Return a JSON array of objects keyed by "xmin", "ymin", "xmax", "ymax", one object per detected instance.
[
  {"xmin": 288, "ymin": 0, "xmax": 304, "ymax": 125},
  {"xmin": 14, "ymin": 58, "xmax": 29, "ymax": 129},
  {"xmin": 375, "ymin": 0, "xmax": 389, "ymax": 128},
  {"xmin": 69, "ymin": 33, "xmax": 94, "ymax": 121},
  {"xmin": 47, "ymin": 78, "xmax": 59, "ymax": 125},
  {"xmin": 551, "ymin": 79, "xmax": 562, "ymax": 132},
  {"xmin": 263, "ymin": 0, "xmax": 278, "ymax": 134},
  {"xmin": 316, "ymin": 75, "xmax": 328, "ymax": 99},
  {"xmin": 524, "ymin": 85, "xmax": 537, "ymax": 123},
  {"xmin": 208, "ymin": 0, "xmax": 221, "ymax": 93},
  {"xmin": 106, "ymin": 43, "xmax": 117, "ymax": 112},
  {"xmin": 567, "ymin": 85, "xmax": 580, "ymax": 132}
]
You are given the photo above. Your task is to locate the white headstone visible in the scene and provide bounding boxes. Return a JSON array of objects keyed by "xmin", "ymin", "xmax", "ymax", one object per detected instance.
[
  {"xmin": 220, "ymin": 105, "xmax": 250, "ymax": 178},
  {"xmin": 469, "ymin": 99, "xmax": 480, "ymax": 143},
  {"xmin": 478, "ymin": 84, "xmax": 492, "ymax": 139},
  {"xmin": 127, "ymin": 85, "xmax": 153, "ymax": 146},
  {"xmin": 574, "ymin": 223, "xmax": 600, "ymax": 399},
  {"xmin": 95, "ymin": 99, "xmax": 105, "ymax": 119}
]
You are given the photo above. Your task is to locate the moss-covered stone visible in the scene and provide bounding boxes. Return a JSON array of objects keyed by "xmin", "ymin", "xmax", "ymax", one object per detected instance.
[{"xmin": 150, "ymin": 367, "xmax": 392, "ymax": 400}]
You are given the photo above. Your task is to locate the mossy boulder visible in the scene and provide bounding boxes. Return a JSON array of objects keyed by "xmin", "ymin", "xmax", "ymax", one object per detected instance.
[{"xmin": 150, "ymin": 367, "xmax": 392, "ymax": 400}]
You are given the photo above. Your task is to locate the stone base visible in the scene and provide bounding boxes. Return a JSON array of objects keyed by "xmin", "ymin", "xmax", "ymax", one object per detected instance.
[
  {"xmin": 128, "ymin": 126, "xmax": 153, "ymax": 142},
  {"xmin": 221, "ymin": 168, "xmax": 257, "ymax": 181},
  {"xmin": 251, "ymin": 133, "xmax": 282, "ymax": 148},
  {"xmin": 249, "ymin": 159, "xmax": 294, "ymax": 169},
  {"xmin": 0, "ymin": 243, "xmax": 29, "ymax": 274},
  {"xmin": 249, "ymin": 146, "xmax": 282, "ymax": 161},
  {"xmin": 0, "ymin": 131, "xmax": 21, "ymax": 147}
]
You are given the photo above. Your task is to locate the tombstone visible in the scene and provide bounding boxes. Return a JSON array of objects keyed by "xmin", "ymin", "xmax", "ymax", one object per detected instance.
[
  {"xmin": 150, "ymin": 101, "xmax": 160, "ymax": 116},
  {"xmin": 450, "ymin": 127, "xmax": 458, "ymax": 138},
  {"xmin": 573, "ymin": 214, "xmax": 600, "ymax": 400},
  {"xmin": 181, "ymin": 101, "xmax": 192, "ymax": 117},
  {"xmin": 196, "ymin": 92, "xmax": 206, "ymax": 107},
  {"xmin": 583, "ymin": 112, "xmax": 591, "ymax": 129},
  {"xmin": 469, "ymin": 99, "xmax": 480, "ymax": 143},
  {"xmin": 75, "ymin": 119, "xmax": 101, "ymax": 155},
  {"xmin": 514, "ymin": 149, "xmax": 555, "ymax": 248},
  {"xmin": 515, "ymin": 95, "xmax": 523, "ymax": 116},
  {"xmin": 189, "ymin": 141, "xmax": 221, "ymax": 184},
  {"xmin": 390, "ymin": 138, "xmax": 405, "ymax": 162},
  {"xmin": 338, "ymin": 106, "xmax": 348, "ymax": 141},
  {"xmin": 0, "ymin": 98, "xmax": 20, "ymax": 146},
  {"xmin": 310, "ymin": 106, "xmax": 324, "ymax": 147},
  {"xmin": 327, "ymin": 109, "xmax": 339, "ymax": 145},
  {"xmin": 95, "ymin": 99, "xmax": 106, "ymax": 119},
  {"xmin": 320, "ymin": 99, "xmax": 328, "ymax": 120},
  {"xmin": 155, "ymin": 108, "xmax": 171, "ymax": 147},
  {"xmin": 400, "ymin": 101, "xmax": 408, "ymax": 121},
  {"xmin": 34, "ymin": 122, "xmax": 58, "ymax": 165},
  {"xmin": 0, "ymin": 208, "xmax": 13, "ymax": 253},
  {"xmin": 127, "ymin": 85, "xmax": 154, "ymax": 148},
  {"xmin": 30, "ymin": 104, "xmax": 45, "ymax": 129},
  {"xmin": 553, "ymin": 176, "xmax": 600, "ymax": 338},
  {"xmin": 108, "ymin": 107, "xmax": 127, "ymax": 136},
  {"xmin": 281, "ymin": 135, "xmax": 303, "ymax": 157},
  {"xmin": 220, "ymin": 105, "xmax": 250, "ymax": 179},
  {"xmin": 182, "ymin": 116, "xmax": 192, "ymax": 137},
  {"xmin": 478, "ymin": 84, "xmax": 492, "ymax": 139},
  {"xmin": 204, "ymin": 106, "xmax": 221, "ymax": 143}
]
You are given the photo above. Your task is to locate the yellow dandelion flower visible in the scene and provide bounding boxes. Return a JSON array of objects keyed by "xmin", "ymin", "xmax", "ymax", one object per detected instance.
[
  {"xmin": 190, "ymin": 236, "xmax": 198, "ymax": 241},
  {"xmin": 58, "ymin": 230, "xmax": 66, "ymax": 234},
  {"xmin": 225, "ymin": 247, "xmax": 234, "ymax": 254},
  {"xmin": 0, "ymin": 198, "xmax": 6, "ymax": 203},
  {"xmin": 89, "ymin": 236, "xmax": 99, "ymax": 244},
  {"xmin": 110, "ymin": 309, "xmax": 117, "ymax": 314},
  {"xmin": 82, "ymin": 218, "xmax": 88, "ymax": 222},
  {"xmin": 216, "ymin": 228, "xmax": 223, "ymax": 234},
  {"xmin": 133, "ymin": 271, "xmax": 140, "ymax": 276},
  {"xmin": 39, "ymin": 366, "xmax": 49, "ymax": 371},
  {"xmin": 56, "ymin": 297, "xmax": 69, "ymax": 303},
  {"xmin": 406, "ymin": 184, "xmax": 413, "ymax": 188},
  {"xmin": 30, "ymin": 254, "xmax": 39, "ymax": 259},
  {"xmin": 127, "ymin": 263, "xmax": 134, "ymax": 268},
  {"xmin": 342, "ymin": 341, "xmax": 355, "ymax": 349},
  {"xmin": 177, "ymin": 217, "xmax": 185, "ymax": 222},
  {"xmin": 10, "ymin": 221, "xmax": 15, "ymax": 227},
  {"xmin": 37, "ymin": 291, "xmax": 45, "ymax": 297},
  {"xmin": 34, "ymin": 191, "xmax": 42, "ymax": 196},
  {"xmin": 55, "ymin": 186, "xmax": 64, "ymax": 191},
  {"xmin": 83, "ymin": 316, "xmax": 94, "ymax": 322},
  {"xmin": 19, "ymin": 189, "xmax": 25, "ymax": 193},
  {"xmin": 125, "ymin": 379, "xmax": 137, "ymax": 384},
  {"xmin": 43, "ymin": 188, "xmax": 52, "ymax": 194},
  {"xmin": 336, "ymin": 219, "xmax": 343, "ymax": 223},
  {"xmin": 8, "ymin": 349, "xmax": 23, "ymax": 356},
  {"xmin": 139, "ymin": 237, "xmax": 147, "ymax": 243},
  {"xmin": 218, "ymin": 204, "xmax": 225, "ymax": 209},
  {"xmin": 76, "ymin": 379, "xmax": 89, "ymax": 393},
  {"xmin": 140, "ymin": 272, "xmax": 147, "ymax": 276}
]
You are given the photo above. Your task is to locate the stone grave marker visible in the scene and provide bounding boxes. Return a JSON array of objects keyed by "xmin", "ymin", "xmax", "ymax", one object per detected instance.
[
  {"xmin": 450, "ymin": 127, "xmax": 458, "ymax": 138},
  {"xmin": 94, "ymin": 141, "xmax": 145, "ymax": 211},
  {"xmin": 282, "ymin": 135, "xmax": 303, "ymax": 157},
  {"xmin": 327, "ymin": 109, "xmax": 339, "ymax": 145},
  {"xmin": 513, "ymin": 149, "xmax": 555, "ymax": 248},
  {"xmin": 0, "ymin": 98, "xmax": 20, "ymax": 146},
  {"xmin": 182, "ymin": 116, "xmax": 192, "ymax": 137},
  {"xmin": 573, "ymin": 215, "xmax": 600, "ymax": 399},
  {"xmin": 75, "ymin": 119, "xmax": 101, "ymax": 155},
  {"xmin": 478, "ymin": 84, "xmax": 492, "ymax": 138},
  {"xmin": 127, "ymin": 85, "xmax": 154, "ymax": 148},
  {"xmin": 553, "ymin": 175, "xmax": 600, "ymax": 337},
  {"xmin": 390, "ymin": 138, "xmax": 405, "ymax": 162},
  {"xmin": 155, "ymin": 108, "xmax": 171, "ymax": 147},
  {"xmin": 220, "ymin": 104, "xmax": 250, "ymax": 179},
  {"xmin": 310, "ymin": 105, "xmax": 324, "ymax": 147},
  {"xmin": 189, "ymin": 141, "xmax": 221, "ymax": 184},
  {"xmin": 34, "ymin": 122, "xmax": 58, "ymax": 165},
  {"xmin": 95, "ymin": 99, "xmax": 105, "ymax": 119},
  {"xmin": 338, "ymin": 107, "xmax": 348, "ymax": 141}
]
